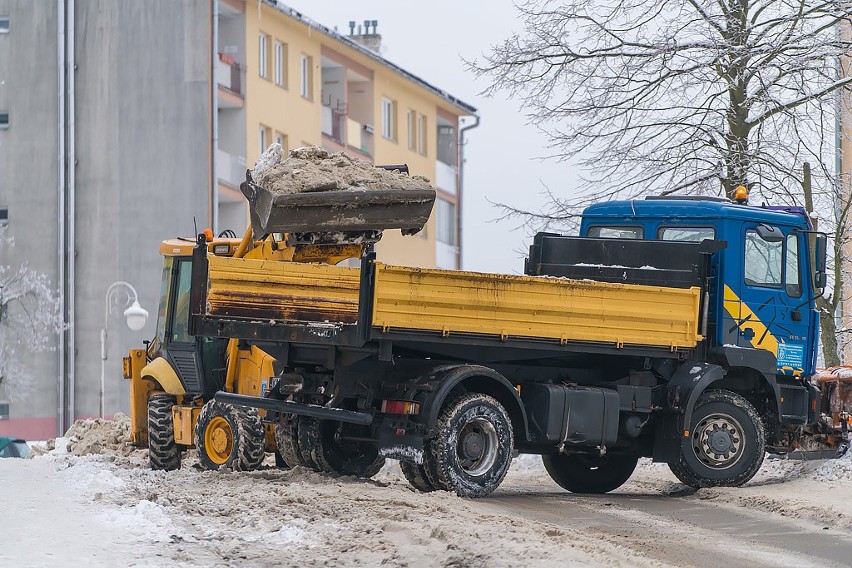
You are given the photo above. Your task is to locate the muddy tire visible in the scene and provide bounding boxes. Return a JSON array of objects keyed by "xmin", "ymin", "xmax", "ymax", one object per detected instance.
[
  {"xmin": 275, "ymin": 415, "xmax": 309, "ymax": 468},
  {"xmin": 400, "ymin": 460, "xmax": 436, "ymax": 492},
  {"xmin": 304, "ymin": 419, "xmax": 385, "ymax": 478},
  {"xmin": 669, "ymin": 390, "xmax": 765, "ymax": 488},
  {"xmin": 426, "ymin": 393, "xmax": 513, "ymax": 498},
  {"xmin": 195, "ymin": 400, "xmax": 265, "ymax": 471},
  {"xmin": 148, "ymin": 395, "xmax": 181, "ymax": 471},
  {"xmin": 296, "ymin": 416, "xmax": 322, "ymax": 471},
  {"xmin": 543, "ymin": 453, "xmax": 638, "ymax": 494}
]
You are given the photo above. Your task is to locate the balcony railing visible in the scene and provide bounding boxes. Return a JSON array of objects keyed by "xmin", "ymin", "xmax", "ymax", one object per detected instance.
[
  {"xmin": 217, "ymin": 149, "xmax": 247, "ymax": 188},
  {"xmin": 217, "ymin": 53, "xmax": 242, "ymax": 96}
]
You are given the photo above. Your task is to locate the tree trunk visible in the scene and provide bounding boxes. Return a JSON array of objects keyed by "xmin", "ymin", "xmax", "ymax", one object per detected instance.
[{"xmin": 817, "ymin": 297, "xmax": 840, "ymax": 367}]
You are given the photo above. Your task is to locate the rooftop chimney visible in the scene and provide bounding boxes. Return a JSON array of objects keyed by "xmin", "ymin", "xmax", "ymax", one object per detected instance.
[{"xmin": 348, "ymin": 18, "xmax": 381, "ymax": 53}]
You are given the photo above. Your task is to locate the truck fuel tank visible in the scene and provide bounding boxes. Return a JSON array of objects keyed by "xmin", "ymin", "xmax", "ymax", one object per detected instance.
[{"xmin": 521, "ymin": 384, "xmax": 619, "ymax": 447}]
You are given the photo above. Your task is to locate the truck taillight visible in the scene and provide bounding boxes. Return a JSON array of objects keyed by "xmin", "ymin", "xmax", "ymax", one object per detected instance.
[{"xmin": 382, "ymin": 400, "xmax": 420, "ymax": 415}]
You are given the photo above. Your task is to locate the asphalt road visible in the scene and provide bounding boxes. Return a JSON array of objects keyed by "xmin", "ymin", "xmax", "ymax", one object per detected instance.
[{"xmin": 476, "ymin": 484, "xmax": 851, "ymax": 568}]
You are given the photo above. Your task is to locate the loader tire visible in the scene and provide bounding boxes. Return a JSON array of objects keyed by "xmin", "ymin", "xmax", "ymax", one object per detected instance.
[
  {"xmin": 275, "ymin": 415, "xmax": 311, "ymax": 468},
  {"xmin": 297, "ymin": 416, "xmax": 322, "ymax": 471},
  {"xmin": 147, "ymin": 394, "xmax": 181, "ymax": 471},
  {"xmin": 304, "ymin": 419, "xmax": 385, "ymax": 478},
  {"xmin": 427, "ymin": 393, "xmax": 513, "ymax": 498},
  {"xmin": 195, "ymin": 399, "xmax": 265, "ymax": 471},
  {"xmin": 400, "ymin": 460, "xmax": 436, "ymax": 492},
  {"xmin": 542, "ymin": 453, "xmax": 638, "ymax": 494},
  {"xmin": 668, "ymin": 390, "xmax": 765, "ymax": 488}
]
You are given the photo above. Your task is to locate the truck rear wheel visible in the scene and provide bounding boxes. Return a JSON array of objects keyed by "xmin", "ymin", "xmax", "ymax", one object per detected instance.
[
  {"xmin": 668, "ymin": 389, "xmax": 765, "ymax": 488},
  {"xmin": 275, "ymin": 415, "xmax": 309, "ymax": 468},
  {"xmin": 542, "ymin": 453, "xmax": 638, "ymax": 494},
  {"xmin": 400, "ymin": 460, "xmax": 436, "ymax": 492},
  {"xmin": 148, "ymin": 394, "xmax": 181, "ymax": 471},
  {"xmin": 195, "ymin": 400, "xmax": 265, "ymax": 471},
  {"xmin": 426, "ymin": 393, "xmax": 513, "ymax": 498},
  {"xmin": 305, "ymin": 419, "xmax": 385, "ymax": 478}
]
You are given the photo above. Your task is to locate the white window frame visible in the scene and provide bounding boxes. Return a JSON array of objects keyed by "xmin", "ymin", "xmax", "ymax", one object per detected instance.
[
  {"xmin": 258, "ymin": 33, "xmax": 268, "ymax": 79},
  {"xmin": 274, "ymin": 41, "xmax": 285, "ymax": 86},
  {"xmin": 436, "ymin": 198, "xmax": 456, "ymax": 245},
  {"xmin": 381, "ymin": 98, "xmax": 396, "ymax": 140},
  {"xmin": 417, "ymin": 115, "xmax": 426, "ymax": 155},
  {"xmin": 300, "ymin": 54, "xmax": 311, "ymax": 99},
  {"xmin": 259, "ymin": 125, "xmax": 268, "ymax": 156},
  {"xmin": 274, "ymin": 131, "xmax": 287, "ymax": 152}
]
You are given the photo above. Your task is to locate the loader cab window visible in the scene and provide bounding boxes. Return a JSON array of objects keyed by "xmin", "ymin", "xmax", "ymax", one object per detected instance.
[
  {"xmin": 587, "ymin": 226, "xmax": 644, "ymax": 239},
  {"xmin": 155, "ymin": 258, "xmax": 174, "ymax": 346},
  {"xmin": 658, "ymin": 227, "xmax": 715, "ymax": 242},
  {"xmin": 170, "ymin": 259, "xmax": 193, "ymax": 343}
]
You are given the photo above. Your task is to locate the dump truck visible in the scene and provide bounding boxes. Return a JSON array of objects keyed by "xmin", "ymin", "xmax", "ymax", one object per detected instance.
[{"xmin": 125, "ymin": 166, "xmax": 831, "ymax": 497}]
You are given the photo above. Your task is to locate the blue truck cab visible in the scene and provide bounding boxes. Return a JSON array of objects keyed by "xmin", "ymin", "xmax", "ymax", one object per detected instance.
[{"xmin": 580, "ymin": 196, "xmax": 827, "ymax": 451}]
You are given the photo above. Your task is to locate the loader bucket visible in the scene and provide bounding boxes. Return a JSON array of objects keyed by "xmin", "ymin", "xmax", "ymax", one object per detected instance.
[{"xmin": 241, "ymin": 180, "xmax": 436, "ymax": 236}]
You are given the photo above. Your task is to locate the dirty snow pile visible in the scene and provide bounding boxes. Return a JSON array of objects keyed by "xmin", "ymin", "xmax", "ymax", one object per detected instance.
[
  {"xmin": 251, "ymin": 144, "xmax": 433, "ymax": 194},
  {"xmin": 30, "ymin": 413, "xmax": 138, "ymax": 458}
]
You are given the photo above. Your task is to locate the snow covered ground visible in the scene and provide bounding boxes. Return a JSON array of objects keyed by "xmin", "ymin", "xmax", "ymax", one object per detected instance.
[{"xmin": 1, "ymin": 418, "xmax": 851, "ymax": 567}]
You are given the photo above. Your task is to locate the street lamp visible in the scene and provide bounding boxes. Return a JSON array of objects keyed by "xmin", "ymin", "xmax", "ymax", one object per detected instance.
[{"xmin": 100, "ymin": 281, "xmax": 148, "ymax": 418}]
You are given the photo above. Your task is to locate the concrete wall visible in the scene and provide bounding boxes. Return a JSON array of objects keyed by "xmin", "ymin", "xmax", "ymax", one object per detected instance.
[
  {"xmin": 0, "ymin": 0, "xmax": 212, "ymax": 439},
  {"xmin": 73, "ymin": 0, "xmax": 212, "ymax": 420},
  {"xmin": 0, "ymin": 0, "xmax": 61, "ymax": 438}
]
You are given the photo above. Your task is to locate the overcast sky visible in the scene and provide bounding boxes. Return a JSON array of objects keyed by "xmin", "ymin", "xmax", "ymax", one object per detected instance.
[{"xmin": 281, "ymin": 0, "xmax": 581, "ymax": 273}]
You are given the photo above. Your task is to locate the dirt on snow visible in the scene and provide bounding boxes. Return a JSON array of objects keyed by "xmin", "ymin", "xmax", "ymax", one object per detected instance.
[{"xmin": 251, "ymin": 144, "xmax": 433, "ymax": 195}]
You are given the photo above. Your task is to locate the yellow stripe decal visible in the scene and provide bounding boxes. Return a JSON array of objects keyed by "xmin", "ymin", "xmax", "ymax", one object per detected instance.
[{"xmin": 722, "ymin": 285, "xmax": 778, "ymax": 355}]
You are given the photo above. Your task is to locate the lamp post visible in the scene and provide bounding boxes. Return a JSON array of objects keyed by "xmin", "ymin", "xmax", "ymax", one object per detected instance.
[{"xmin": 100, "ymin": 281, "xmax": 148, "ymax": 419}]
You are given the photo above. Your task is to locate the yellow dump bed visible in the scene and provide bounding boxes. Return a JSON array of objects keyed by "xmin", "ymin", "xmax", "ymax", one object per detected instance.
[{"xmin": 205, "ymin": 256, "xmax": 702, "ymax": 350}]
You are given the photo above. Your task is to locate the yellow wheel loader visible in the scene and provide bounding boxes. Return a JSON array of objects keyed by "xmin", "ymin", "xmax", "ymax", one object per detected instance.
[{"xmin": 123, "ymin": 164, "xmax": 435, "ymax": 473}]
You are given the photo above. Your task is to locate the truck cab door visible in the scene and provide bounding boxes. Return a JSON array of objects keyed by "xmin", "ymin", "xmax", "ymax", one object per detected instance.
[{"xmin": 724, "ymin": 224, "xmax": 810, "ymax": 376}]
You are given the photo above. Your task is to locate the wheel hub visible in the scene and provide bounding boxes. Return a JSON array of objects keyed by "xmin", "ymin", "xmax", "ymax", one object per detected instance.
[
  {"xmin": 205, "ymin": 416, "xmax": 234, "ymax": 465},
  {"xmin": 692, "ymin": 413, "xmax": 743, "ymax": 470},
  {"xmin": 456, "ymin": 417, "xmax": 499, "ymax": 477}
]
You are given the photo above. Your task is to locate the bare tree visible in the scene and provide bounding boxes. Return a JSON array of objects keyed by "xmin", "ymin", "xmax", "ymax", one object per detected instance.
[
  {"xmin": 473, "ymin": 0, "xmax": 852, "ymax": 362},
  {"xmin": 0, "ymin": 227, "xmax": 63, "ymax": 401}
]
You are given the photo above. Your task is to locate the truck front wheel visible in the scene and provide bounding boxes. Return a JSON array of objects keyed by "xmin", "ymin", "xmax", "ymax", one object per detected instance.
[
  {"xmin": 195, "ymin": 400, "xmax": 265, "ymax": 471},
  {"xmin": 426, "ymin": 393, "xmax": 513, "ymax": 498},
  {"xmin": 669, "ymin": 389, "xmax": 765, "ymax": 488},
  {"xmin": 543, "ymin": 453, "xmax": 638, "ymax": 494},
  {"xmin": 148, "ymin": 394, "xmax": 181, "ymax": 471}
]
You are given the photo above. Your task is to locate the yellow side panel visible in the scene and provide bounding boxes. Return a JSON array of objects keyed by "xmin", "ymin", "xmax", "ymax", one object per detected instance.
[
  {"xmin": 373, "ymin": 264, "xmax": 702, "ymax": 349},
  {"xmin": 207, "ymin": 256, "xmax": 361, "ymax": 322}
]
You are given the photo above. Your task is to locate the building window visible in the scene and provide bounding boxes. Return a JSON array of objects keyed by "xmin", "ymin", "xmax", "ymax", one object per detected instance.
[
  {"xmin": 381, "ymin": 97, "xmax": 396, "ymax": 141},
  {"xmin": 407, "ymin": 110, "xmax": 416, "ymax": 151},
  {"xmin": 0, "ymin": 207, "xmax": 7, "ymax": 227},
  {"xmin": 0, "ymin": 401, "xmax": 8, "ymax": 420},
  {"xmin": 417, "ymin": 115, "xmax": 427, "ymax": 156},
  {"xmin": 0, "ymin": 112, "xmax": 8, "ymax": 129},
  {"xmin": 275, "ymin": 132, "xmax": 288, "ymax": 152},
  {"xmin": 258, "ymin": 33, "xmax": 269, "ymax": 79},
  {"xmin": 300, "ymin": 54, "xmax": 313, "ymax": 99},
  {"xmin": 274, "ymin": 40, "xmax": 287, "ymax": 87},
  {"xmin": 436, "ymin": 198, "xmax": 456, "ymax": 245},
  {"xmin": 0, "ymin": 17, "xmax": 9, "ymax": 34},
  {"xmin": 259, "ymin": 125, "xmax": 270, "ymax": 156}
]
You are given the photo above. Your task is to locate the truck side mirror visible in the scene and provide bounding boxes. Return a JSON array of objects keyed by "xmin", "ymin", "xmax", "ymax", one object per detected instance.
[{"xmin": 814, "ymin": 233, "xmax": 827, "ymax": 292}]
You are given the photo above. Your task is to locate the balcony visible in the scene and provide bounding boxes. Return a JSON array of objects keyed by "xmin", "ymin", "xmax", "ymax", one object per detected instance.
[
  {"xmin": 435, "ymin": 160, "xmax": 457, "ymax": 195},
  {"xmin": 217, "ymin": 149, "xmax": 247, "ymax": 189},
  {"xmin": 217, "ymin": 53, "xmax": 243, "ymax": 109}
]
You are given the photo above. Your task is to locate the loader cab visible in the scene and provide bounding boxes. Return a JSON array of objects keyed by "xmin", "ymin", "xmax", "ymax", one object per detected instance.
[
  {"xmin": 579, "ymin": 197, "xmax": 826, "ymax": 378},
  {"xmin": 153, "ymin": 240, "xmax": 228, "ymax": 397}
]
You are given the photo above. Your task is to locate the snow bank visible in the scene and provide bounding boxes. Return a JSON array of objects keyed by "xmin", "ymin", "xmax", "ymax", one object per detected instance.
[{"xmin": 29, "ymin": 413, "xmax": 138, "ymax": 458}]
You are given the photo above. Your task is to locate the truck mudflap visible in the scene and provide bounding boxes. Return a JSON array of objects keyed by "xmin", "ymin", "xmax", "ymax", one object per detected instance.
[
  {"xmin": 214, "ymin": 392, "xmax": 373, "ymax": 425},
  {"xmin": 377, "ymin": 426, "xmax": 425, "ymax": 464}
]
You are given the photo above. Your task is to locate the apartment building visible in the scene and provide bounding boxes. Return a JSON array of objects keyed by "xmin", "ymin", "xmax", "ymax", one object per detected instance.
[{"xmin": 215, "ymin": 0, "xmax": 478, "ymax": 269}]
